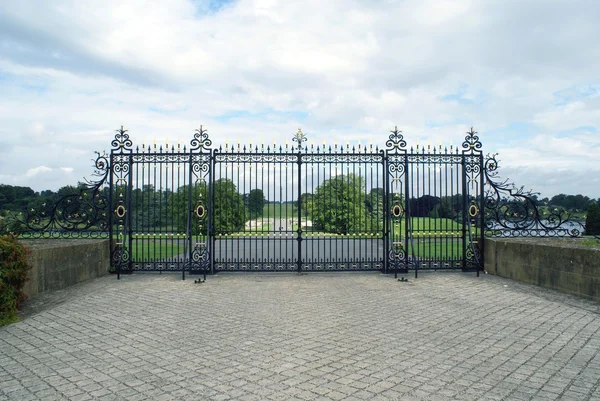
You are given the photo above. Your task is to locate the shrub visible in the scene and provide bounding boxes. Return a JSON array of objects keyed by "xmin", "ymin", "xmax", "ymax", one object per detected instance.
[
  {"xmin": 585, "ymin": 203, "xmax": 600, "ymax": 236},
  {"xmin": 0, "ymin": 234, "xmax": 31, "ymax": 326}
]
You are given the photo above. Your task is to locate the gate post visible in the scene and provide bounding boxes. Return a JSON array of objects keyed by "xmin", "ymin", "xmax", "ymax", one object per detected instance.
[
  {"xmin": 109, "ymin": 152, "xmax": 116, "ymax": 279},
  {"xmin": 126, "ymin": 155, "xmax": 133, "ymax": 275},
  {"xmin": 209, "ymin": 149, "xmax": 215, "ymax": 275},
  {"xmin": 294, "ymin": 129, "xmax": 306, "ymax": 274},
  {"xmin": 478, "ymin": 152, "xmax": 485, "ymax": 275},
  {"xmin": 461, "ymin": 155, "xmax": 467, "ymax": 270},
  {"xmin": 383, "ymin": 152, "xmax": 389, "ymax": 275},
  {"xmin": 404, "ymin": 155, "xmax": 412, "ymax": 279}
]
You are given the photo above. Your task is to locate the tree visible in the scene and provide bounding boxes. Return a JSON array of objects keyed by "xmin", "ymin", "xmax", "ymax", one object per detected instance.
[
  {"xmin": 306, "ymin": 174, "xmax": 373, "ymax": 234},
  {"xmin": 168, "ymin": 179, "xmax": 246, "ymax": 235},
  {"xmin": 585, "ymin": 203, "xmax": 600, "ymax": 236},
  {"xmin": 168, "ymin": 183, "xmax": 207, "ymax": 235},
  {"xmin": 247, "ymin": 189, "xmax": 265, "ymax": 219},
  {"xmin": 213, "ymin": 179, "xmax": 246, "ymax": 233},
  {"xmin": 365, "ymin": 188, "xmax": 384, "ymax": 214},
  {"xmin": 365, "ymin": 188, "xmax": 384, "ymax": 231},
  {"xmin": 295, "ymin": 193, "xmax": 313, "ymax": 217},
  {"xmin": 429, "ymin": 197, "xmax": 457, "ymax": 219}
]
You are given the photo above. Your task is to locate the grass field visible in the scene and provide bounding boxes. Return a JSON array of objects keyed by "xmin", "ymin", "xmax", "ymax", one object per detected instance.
[
  {"xmin": 399, "ymin": 237, "xmax": 466, "ymax": 259},
  {"xmin": 262, "ymin": 202, "xmax": 296, "ymax": 218},
  {"xmin": 392, "ymin": 217, "xmax": 463, "ymax": 233},
  {"xmin": 582, "ymin": 236, "xmax": 600, "ymax": 247}
]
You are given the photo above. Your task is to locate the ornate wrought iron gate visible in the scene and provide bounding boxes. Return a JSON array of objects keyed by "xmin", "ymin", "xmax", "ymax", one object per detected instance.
[
  {"xmin": 108, "ymin": 126, "xmax": 484, "ymax": 278},
  {"xmin": 3, "ymin": 122, "xmax": 587, "ymax": 282},
  {"xmin": 211, "ymin": 130, "xmax": 386, "ymax": 273},
  {"xmin": 386, "ymin": 128, "xmax": 484, "ymax": 276},
  {"xmin": 109, "ymin": 127, "xmax": 212, "ymax": 279},
  {"xmin": 3, "ymin": 124, "xmax": 585, "ymax": 279}
]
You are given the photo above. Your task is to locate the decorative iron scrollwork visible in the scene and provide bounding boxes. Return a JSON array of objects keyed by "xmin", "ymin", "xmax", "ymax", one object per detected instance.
[
  {"xmin": 190, "ymin": 125, "xmax": 212, "ymax": 151},
  {"xmin": 111, "ymin": 243, "xmax": 130, "ymax": 273},
  {"xmin": 195, "ymin": 205, "xmax": 206, "ymax": 219},
  {"xmin": 386, "ymin": 126, "xmax": 407, "ymax": 151},
  {"xmin": 292, "ymin": 128, "xmax": 307, "ymax": 147},
  {"xmin": 111, "ymin": 126, "xmax": 133, "ymax": 151},
  {"xmin": 462, "ymin": 127, "xmax": 483, "ymax": 154},
  {"xmin": 483, "ymin": 153, "xmax": 584, "ymax": 237},
  {"xmin": 115, "ymin": 205, "xmax": 126, "ymax": 219},
  {"xmin": 189, "ymin": 243, "xmax": 210, "ymax": 271},
  {"xmin": 1, "ymin": 152, "xmax": 110, "ymax": 238}
]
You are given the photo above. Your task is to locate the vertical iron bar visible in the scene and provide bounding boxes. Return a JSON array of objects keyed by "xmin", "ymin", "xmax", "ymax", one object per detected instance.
[
  {"xmin": 384, "ymin": 149, "xmax": 390, "ymax": 275},
  {"xmin": 405, "ymin": 154, "xmax": 411, "ymax": 278},
  {"xmin": 478, "ymin": 153, "xmax": 485, "ymax": 276},
  {"xmin": 127, "ymin": 155, "xmax": 133, "ymax": 275},
  {"xmin": 461, "ymin": 155, "xmax": 467, "ymax": 270},
  {"xmin": 109, "ymin": 153, "xmax": 117, "ymax": 280},
  {"xmin": 297, "ymin": 150, "xmax": 302, "ymax": 274}
]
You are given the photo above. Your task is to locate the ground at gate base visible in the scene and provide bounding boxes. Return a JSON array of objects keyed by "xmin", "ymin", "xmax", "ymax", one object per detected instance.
[{"xmin": 1, "ymin": 272, "xmax": 600, "ymax": 401}]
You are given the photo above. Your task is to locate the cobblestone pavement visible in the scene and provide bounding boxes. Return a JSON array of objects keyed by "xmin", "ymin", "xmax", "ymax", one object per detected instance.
[{"xmin": 1, "ymin": 272, "xmax": 600, "ymax": 401}]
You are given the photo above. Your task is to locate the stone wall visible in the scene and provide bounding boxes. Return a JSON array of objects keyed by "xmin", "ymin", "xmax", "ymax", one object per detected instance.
[
  {"xmin": 484, "ymin": 238, "xmax": 599, "ymax": 302},
  {"xmin": 20, "ymin": 239, "xmax": 110, "ymax": 299}
]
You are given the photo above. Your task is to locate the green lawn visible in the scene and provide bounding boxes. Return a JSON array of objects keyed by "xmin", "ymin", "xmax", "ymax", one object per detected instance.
[
  {"xmin": 581, "ymin": 237, "xmax": 600, "ymax": 247},
  {"xmin": 262, "ymin": 202, "xmax": 296, "ymax": 218},
  {"xmin": 391, "ymin": 217, "xmax": 477, "ymax": 237},
  {"xmin": 400, "ymin": 237, "xmax": 465, "ymax": 259}
]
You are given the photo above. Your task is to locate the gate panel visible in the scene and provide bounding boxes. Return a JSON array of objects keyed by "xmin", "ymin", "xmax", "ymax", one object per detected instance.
[
  {"xmin": 109, "ymin": 127, "xmax": 212, "ymax": 276},
  {"xmin": 127, "ymin": 147, "xmax": 190, "ymax": 274},
  {"xmin": 300, "ymin": 149, "xmax": 385, "ymax": 271},
  {"xmin": 110, "ymin": 127, "xmax": 133, "ymax": 277},
  {"xmin": 405, "ymin": 150, "xmax": 466, "ymax": 270},
  {"xmin": 212, "ymin": 145, "xmax": 299, "ymax": 271},
  {"xmin": 385, "ymin": 127, "xmax": 484, "ymax": 273}
]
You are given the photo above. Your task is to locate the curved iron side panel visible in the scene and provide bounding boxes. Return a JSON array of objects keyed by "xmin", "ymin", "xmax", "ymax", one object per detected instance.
[
  {"xmin": 0, "ymin": 153, "xmax": 110, "ymax": 239},
  {"xmin": 483, "ymin": 153, "xmax": 584, "ymax": 238}
]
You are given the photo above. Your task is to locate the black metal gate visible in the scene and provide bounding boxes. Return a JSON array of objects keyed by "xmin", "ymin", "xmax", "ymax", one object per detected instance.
[
  {"xmin": 5, "ymin": 124, "xmax": 585, "ymax": 279},
  {"xmin": 109, "ymin": 127, "xmax": 212, "ymax": 279},
  {"xmin": 386, "ymin": 128, "xmax": 484, "ymax": 276},
  {"xmin": 108, "ymin": 126, "xmax": 484, "ymax": 278},
  {"xmin": 211, "ymin": 129, "xmax": 386, "ymax": 273}
]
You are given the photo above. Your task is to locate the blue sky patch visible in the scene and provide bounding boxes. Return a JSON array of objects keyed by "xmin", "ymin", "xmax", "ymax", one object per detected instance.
[
  {"xmin": 553, "ymin": 84, "xmax": 599, "ymax": 106},
  {"xmin": 484, "ymin": 122, "xmax": 537, "ymax": 140},
  {"xmin": 192, "ymin": 0, "xmax": 235, "ymax": 15},
  {"xmin": 556, "ymin": 125, "xmax": 598, "ymax": 137}
]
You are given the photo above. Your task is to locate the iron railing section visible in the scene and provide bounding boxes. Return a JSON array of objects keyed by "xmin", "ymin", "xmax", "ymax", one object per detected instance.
[
  {"xmin": 210, "ymin": 135, "xmax": 386, "ymax": 272},
  {"xmin": 483, "ymin": 152, "xmax": 585, "ymax": 238},
  {"xmin": 0, "ymin": 151, "xmax": 110, "ymax": 239}
]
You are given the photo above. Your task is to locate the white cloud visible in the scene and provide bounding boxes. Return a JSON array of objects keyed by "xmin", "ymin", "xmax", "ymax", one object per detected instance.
[
  {"xmin": 0, "ymin": 0, "xmax": 598, "ymax": 197},
  {"xmin": 25, "ymin": 165, "xmax": 52, "ymax": 177}
]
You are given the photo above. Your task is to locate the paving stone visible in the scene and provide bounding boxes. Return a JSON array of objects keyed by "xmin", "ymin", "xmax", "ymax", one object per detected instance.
[{"xmin": 0, "ymin": 273, "xmax": 599, "ymax": 400}]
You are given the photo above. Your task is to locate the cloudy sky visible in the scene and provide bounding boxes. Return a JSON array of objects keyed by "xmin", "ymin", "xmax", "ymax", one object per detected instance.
[{"xmin": 0, "ymin": 0, "xmax": 599, "ymax": 198}]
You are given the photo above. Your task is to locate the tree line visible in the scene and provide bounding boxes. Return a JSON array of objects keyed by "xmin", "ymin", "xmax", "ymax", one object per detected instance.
[{"xmin": 1, "ymin": 182, "xmax": 599, "ymax": 235}]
